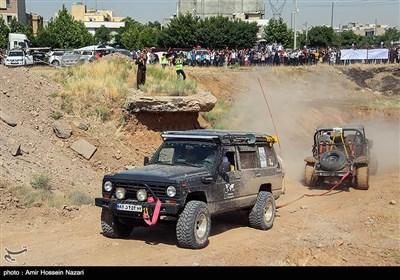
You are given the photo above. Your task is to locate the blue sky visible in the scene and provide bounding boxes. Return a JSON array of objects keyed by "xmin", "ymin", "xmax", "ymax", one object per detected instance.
[{"xmin": 25, "ymin": 0, "xmax": 400, "ymax": 28}]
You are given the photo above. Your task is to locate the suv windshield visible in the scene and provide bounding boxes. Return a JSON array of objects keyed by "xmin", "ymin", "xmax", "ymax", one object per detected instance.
[{"xmin": 151, "ymin": 142, "xmax": 217, "ymax": 170}]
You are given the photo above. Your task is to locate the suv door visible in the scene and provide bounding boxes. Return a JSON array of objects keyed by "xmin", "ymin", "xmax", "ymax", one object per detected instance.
[{"xmin": 211, "ymin": 146, "xmax": 244, "ymax": 213}]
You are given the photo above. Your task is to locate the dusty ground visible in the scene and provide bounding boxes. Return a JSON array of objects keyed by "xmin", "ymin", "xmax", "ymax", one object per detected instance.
[{"xmin": 0, "ymin": 62, "xmax": 399, "ymax": 266}]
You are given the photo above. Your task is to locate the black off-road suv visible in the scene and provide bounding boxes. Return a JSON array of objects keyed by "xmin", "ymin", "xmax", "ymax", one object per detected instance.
[
  {"xmin": 95, "ymin": 130, "xmax": 284, "ymax": 249},
  {"xmin": 304, "ymin": 125, "xmax": 372, "ymax": 190}
]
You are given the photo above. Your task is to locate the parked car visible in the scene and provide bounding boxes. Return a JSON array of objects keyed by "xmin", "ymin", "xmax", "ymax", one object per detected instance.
[
  {"xmin": 114, "ymin": 48, "xmax": 132, "ymax": 58},
  {"xmin": 4, "ymin": 49, "xmax": 34, "ymax": 67},
  {"xmin": 31, "ymin": 51, "xmax": 47, "ymax": 65},
  {"xmin": 46, "ymin": 50, "xmax": 81, "ymax": 67}
]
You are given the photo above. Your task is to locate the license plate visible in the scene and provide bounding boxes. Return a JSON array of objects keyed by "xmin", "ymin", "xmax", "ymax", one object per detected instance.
[{"xmin": 116, "ymin": 204, "xmax": 142, "ymax": 212}]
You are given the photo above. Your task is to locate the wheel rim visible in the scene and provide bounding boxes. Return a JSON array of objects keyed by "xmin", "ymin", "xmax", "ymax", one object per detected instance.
[
  {"xmin": 195, "ymin": 213, "xmax": 207, "ymax": 239},
  {"xmin": 264, "ymin": 201, "xmax": 273, "ymax": 223}
]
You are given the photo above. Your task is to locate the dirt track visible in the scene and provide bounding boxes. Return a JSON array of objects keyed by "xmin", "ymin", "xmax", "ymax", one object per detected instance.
[{"xmin": 0, "ymin": 64, "xmax": 399, "ymax": 266}]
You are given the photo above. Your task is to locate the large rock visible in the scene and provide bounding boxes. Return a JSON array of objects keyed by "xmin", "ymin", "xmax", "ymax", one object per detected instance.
[
  {"xmin": 0, "ymin": 111, "xmax": 17, "ymax": 127},
  {"xmin": 53, "ymin": 121, "xmax": 72, "ymax": 139},
  {"xmin": 125, "ymin": 91, "xmax": 217, "ymax": 113},
  {"xmin": 70, "ymin": 139, "xmax": 97, "ymax": 160}
]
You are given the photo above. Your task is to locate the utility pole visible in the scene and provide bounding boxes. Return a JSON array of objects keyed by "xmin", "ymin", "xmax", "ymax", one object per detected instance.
[
  {"xmin": 293, "ymin": 0, "xmax": 298, "ymax": 50},
  {"xmin": 331, "ymin": 1, "xmax": 338, "ymax": 29},
  {"xmin": 305, "ymin": 22, "xmax": 308, "ymax": 45}
]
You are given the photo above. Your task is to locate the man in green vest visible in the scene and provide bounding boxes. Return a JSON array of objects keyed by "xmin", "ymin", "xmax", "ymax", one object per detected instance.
[
  {"xmin": 161, "ymin": 53, "xmax": 168, "ymax": 71},
  {"xmin": 175, "ymin": 53, "xmax": 186, "ymax": 80}
]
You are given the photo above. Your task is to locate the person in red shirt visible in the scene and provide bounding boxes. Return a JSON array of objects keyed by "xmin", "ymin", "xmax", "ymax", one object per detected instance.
[{"xmin": 96, "ymin": 51, "xmax": 103, "ymax": 60}]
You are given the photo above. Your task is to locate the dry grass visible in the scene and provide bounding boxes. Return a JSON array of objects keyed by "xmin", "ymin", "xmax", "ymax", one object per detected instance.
[{"xmin": 53, "ymin": 56, "xmax": 198, "ymax": 124}]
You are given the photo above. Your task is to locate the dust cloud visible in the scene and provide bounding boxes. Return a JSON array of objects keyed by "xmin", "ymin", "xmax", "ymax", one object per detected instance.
[
  {"xmin": 225, "ymin": 68, "xmax": 399, "ymax": 181},
  {"xmin": 361, "ymin": 119, "xmax": 400, "ymax": 174}
]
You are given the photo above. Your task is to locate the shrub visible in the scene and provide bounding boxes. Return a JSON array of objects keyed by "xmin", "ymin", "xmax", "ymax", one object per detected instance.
[
  {"xmin": 51, "ymin": 111, "xmax": 63, "ymax": 120},
  {"xmin": 31, "ymin": 174, "xmax": 51, "ymax": 190},
  {"xmin": 68, "ymin": 190, "xmax": 93, "ymax": 206}
]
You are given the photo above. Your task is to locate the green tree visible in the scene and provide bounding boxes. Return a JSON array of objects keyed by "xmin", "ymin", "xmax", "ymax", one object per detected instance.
[
  {"xmin": 138, "ymin": 26, "xmax": 158, "ymax": 49},
  {"xmin": 9, "ymin": 17, "xmax": 24, "ymax": 33},
  {"xmin": 35, "ymin": 27, "xmax": 54, "ymax": 48},
  {"xmin": 94, "ymin": 25, "xmax": 111, "ymax": 44},
  {"xmin": 199, "ymin": 16, "xmax": 258, "ymax": 49},
  {"xmin": 157, "ymin": 13, "xmax": 201, "ymax": 48},
  {"xmin": 378, "ymin": 27, "xmax": 400, "ymax": 47},
  {"xmin": 339, "ymin": 30, "xmax": 361, "ymax": 48},
  {"xmin": 116, "ymin": 17, "xmax": 143, "ymax": 49},
  {"xmin": 263, "ymin": 18, "xmax": 293, "ymax": 48},
  {"xmin": 0, "ymin": 17, "xmax": 9, "ymax": 50},
  {"xmin": 45, "ymin": 5, "xmax": 94, "ymax": 48},
  {"xmin": 147, "ymin": 21, "xmax": 161, "ymax": 30},
  {"xmin": 307, "ymin": 26, "xmax": 337, "ymax": 48}
]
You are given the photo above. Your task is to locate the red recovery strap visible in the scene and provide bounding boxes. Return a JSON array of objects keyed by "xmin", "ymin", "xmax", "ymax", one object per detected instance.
[
  {"xmin": 143, "ymin": 198, "xmax": 162, "ymax": 226},
  {"xmin": 277, "ymin": 171, "xmax": 351, "ymax": 209}
]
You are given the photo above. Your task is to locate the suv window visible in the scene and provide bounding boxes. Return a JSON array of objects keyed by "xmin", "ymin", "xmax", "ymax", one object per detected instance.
[{"xmin": 239, "ymin": 150, "xmax": 258, "ymax": 169}]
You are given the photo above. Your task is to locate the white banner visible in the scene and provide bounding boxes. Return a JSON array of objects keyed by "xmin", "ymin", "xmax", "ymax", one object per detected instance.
[{"xmin": 340, "ymin": 49, "xmax": 388, "ymax": 60}]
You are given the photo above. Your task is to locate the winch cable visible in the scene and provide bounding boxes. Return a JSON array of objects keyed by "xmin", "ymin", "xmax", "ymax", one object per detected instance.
[
  {"xmin": 258, "ymin": 78, "xmax": 286, "ymax": 193},
  {"xmin": 258, "ymin": 78, "xmax": 281, "ymax": 150},
  {"xmin": 276, "ymin": 171, "xmax": 351, "ymax": 209}
]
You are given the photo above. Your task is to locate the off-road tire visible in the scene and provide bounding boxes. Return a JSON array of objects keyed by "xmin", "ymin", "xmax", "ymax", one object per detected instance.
[
  {"xmin": 101, "ymin": 208, "xmax": 133, "ymax": 238},
  {"xmin": 320, "ymin": 150, "xmax": 347, "ymax": 171},
  {"xmin": 305, "ymin": 163, "xmax": 315, "ymax": 186},
  {"xmin": 176, "ymin": 201, "xmax": 211, "ymax": 249},
  {"xmin": 51, "ymin": 60, "xmax": 60, "ymax": 67},
  {"xmin": 249, "ymin": 191, "xmax": 276, "ymax": 230},
  {"xmin": 355, "ymin": 165, "xmax": 369, "ymax": 190}
]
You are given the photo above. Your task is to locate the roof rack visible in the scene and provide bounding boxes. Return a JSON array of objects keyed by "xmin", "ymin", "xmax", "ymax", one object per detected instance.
[{"xmin": 161, "ymin": 130, "xmax": 276, "ymax": 145}]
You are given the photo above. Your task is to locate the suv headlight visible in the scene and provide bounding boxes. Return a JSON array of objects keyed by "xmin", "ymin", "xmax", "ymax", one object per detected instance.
[
  {"xmin": 104, "ymin": 181, "xmax": 112, "ymax": 192},
  {"xmin": 136, "ymin": 189, "xmax": 147, "ymax": 201},
  {"xmin": 166, "ymin": 186, "xmax": 176, "ymax": 197},
  {"xmin": 115, "ymin": 188, "xmax": 126, "ymax": 200}
]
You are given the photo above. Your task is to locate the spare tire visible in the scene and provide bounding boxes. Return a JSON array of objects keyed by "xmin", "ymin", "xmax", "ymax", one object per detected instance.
[{"xmin": 320, "ymin": 150, "xmax": 347, "ymax": 171}]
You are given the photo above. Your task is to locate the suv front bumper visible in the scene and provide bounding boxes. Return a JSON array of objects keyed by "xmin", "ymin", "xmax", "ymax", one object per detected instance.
[{"xmin": 95, "ymin": 197, "xmax": 181, "ymax": 217}]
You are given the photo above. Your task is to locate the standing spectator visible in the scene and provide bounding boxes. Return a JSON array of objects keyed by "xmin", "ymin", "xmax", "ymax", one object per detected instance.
[
  {"xmin": 96, "ymin": 51, "xmax": 103, "ymax": 60},
  {"xmin": 161, "ymin": 53, "xmax": 168, "ymax": 71},
  {"xmin": 175, "ymin": 53, "xmax": 186, "ymax": 80},
  {"xmin": 136, "ymin": 51, "xmax": 147, "ymax": 89}
]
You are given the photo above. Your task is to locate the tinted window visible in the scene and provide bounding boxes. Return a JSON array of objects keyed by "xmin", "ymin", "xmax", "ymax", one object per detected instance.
[{"xmin": 239, "ymin": 151, "xmax": 258, "ymax": 169}]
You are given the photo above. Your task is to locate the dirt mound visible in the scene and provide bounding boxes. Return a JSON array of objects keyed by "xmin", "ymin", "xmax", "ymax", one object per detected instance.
[
  {"xmin": 340, "ymin": 64, "xmax": 400, "ymax": 95},
  {"xmin": 1, "ymin": 63, "xmax": 399, "ymax": 266}
]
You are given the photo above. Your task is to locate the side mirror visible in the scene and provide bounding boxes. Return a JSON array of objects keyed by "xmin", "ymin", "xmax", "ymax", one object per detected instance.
[
  {"xmin": 201, "ymin": 176, "xmax": 214, "ymax": 184},
  {"xmin": 143, "ymin": 156, "xmax": 149, "ymax": 166},
  {"xmin": 221, "ymin": 162, "xmax": 231, "ymax": 173}
]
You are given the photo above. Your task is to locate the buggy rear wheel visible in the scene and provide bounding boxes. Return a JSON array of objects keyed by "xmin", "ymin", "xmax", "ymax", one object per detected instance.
[
  {"xmin": 305, "ymin": 163, "xmax": 315, "ymax": 186},
  {"xmin": 355, "ymin": 165, "xmax": 369, "ymax": 190}
]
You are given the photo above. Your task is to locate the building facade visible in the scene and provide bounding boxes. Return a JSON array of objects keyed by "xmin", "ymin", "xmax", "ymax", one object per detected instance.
[
  {"xmin": 342, "ymin": 22, "xmax": 388, "ymax": 37},
  {"xmin": 0, "ymin": 0, "xmax": 27, "ymax": 25},
  {"xmin": 177, "ymin": 0, "xmax": 264, "ymax": 20},
  {"xmin": 71, "ymin": 2, "xmax": 125, "ymax": 35}
]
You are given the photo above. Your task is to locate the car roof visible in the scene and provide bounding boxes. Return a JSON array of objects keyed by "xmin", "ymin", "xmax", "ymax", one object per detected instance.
[
  {"xmin": 162, "ymin": 130, "xmax": 276, "ymax": 145},
  {"xmin": 316, "ymin": 125, "xmax": 365, "ymax": 132}
]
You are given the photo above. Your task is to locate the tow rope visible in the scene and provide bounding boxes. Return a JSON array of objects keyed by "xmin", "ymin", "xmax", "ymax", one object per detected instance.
[
  {"xmin": 143, "ymin": 197, "xmax": 162, "ymax": 226},
  {"xmin": 276, "ymin": 171, "xmax": 351, "ymax": 209}
]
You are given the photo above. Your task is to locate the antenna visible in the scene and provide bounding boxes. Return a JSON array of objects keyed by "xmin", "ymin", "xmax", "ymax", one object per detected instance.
[{"xmin": 268, "ymin": 0, "xmax": 286, "ymax": 19}]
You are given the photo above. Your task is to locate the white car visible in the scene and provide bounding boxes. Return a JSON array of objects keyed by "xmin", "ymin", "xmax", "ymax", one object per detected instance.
[
  {"xmin": 4, "ymin": 49, "xmax": 34, "ymax": 67},
  {"xmin": 47, "ymin": 50, "xmax": 81, "ymax": 67}
]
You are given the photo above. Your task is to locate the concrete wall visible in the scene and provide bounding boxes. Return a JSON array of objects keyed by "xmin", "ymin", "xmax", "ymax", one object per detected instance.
[
  {"xmin": 178, "ymin": 0, "xmax": 264, "ymax": 19},
  {"xmin": 17, "ymin": 0, "xmax": 26, "ymax": 24}
]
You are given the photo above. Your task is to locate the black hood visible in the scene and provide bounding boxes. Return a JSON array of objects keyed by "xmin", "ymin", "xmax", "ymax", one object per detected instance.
[{"xmin": 104, "ymin": 164, "xmax": 210, "ymax": 183}]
